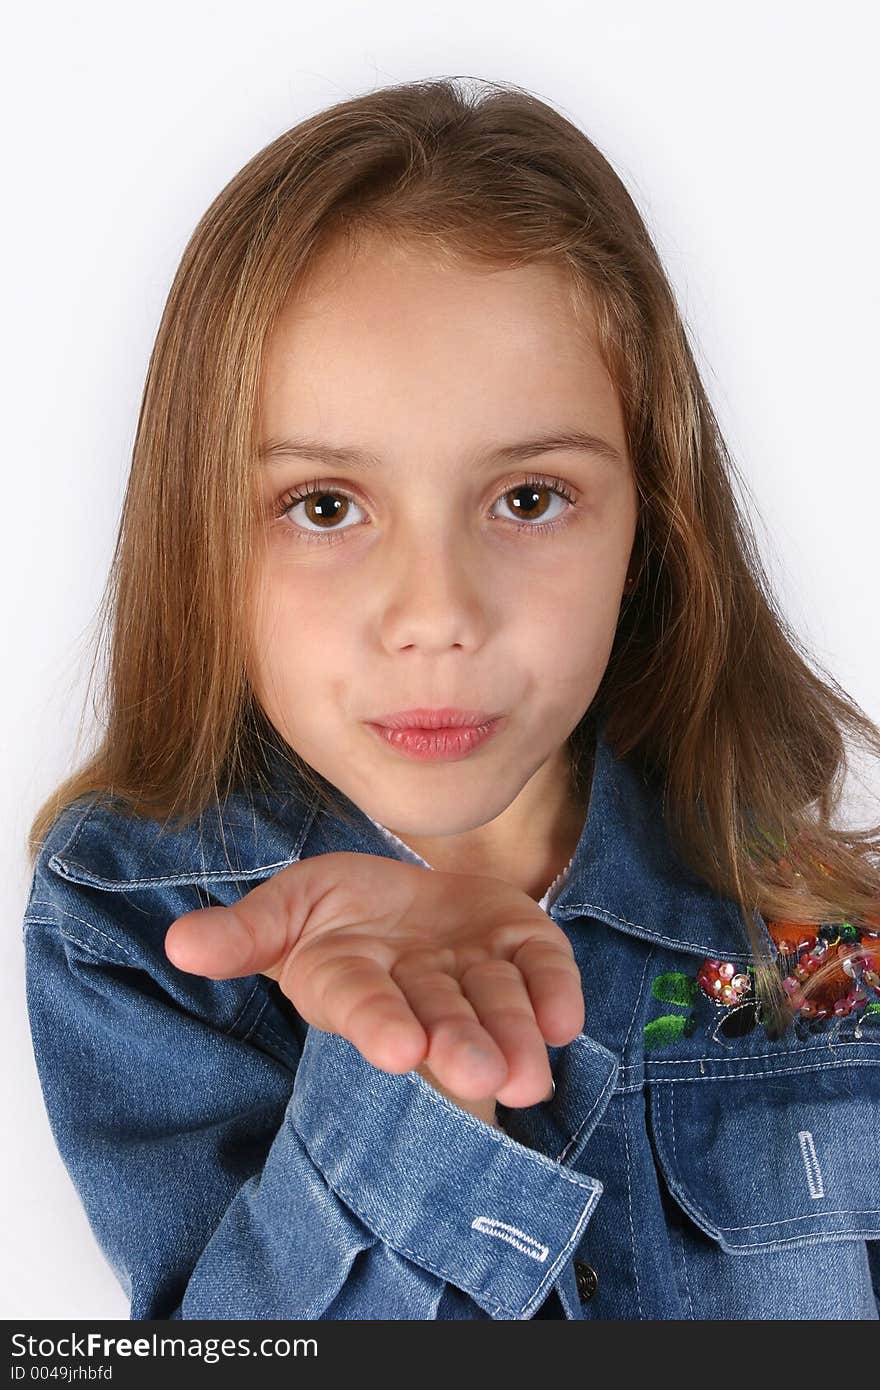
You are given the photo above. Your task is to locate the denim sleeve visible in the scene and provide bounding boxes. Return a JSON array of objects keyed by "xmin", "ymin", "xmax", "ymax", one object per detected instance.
[{"xmin": 23, "ymin": 917, "xmax": 606, "ymax": 1321}]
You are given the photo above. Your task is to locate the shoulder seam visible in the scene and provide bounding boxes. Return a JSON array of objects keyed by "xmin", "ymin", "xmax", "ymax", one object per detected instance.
[
  {"xmin": 50, "ymin": 794, "xmax": 105, "ymax": 864},
  {"xmin": 23, "ymin": 901, "xmax": 139, "ymax": 965}
]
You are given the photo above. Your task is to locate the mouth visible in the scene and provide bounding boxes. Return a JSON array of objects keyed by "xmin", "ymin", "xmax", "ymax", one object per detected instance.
[
  {"xmin": 364, "ymin": 714, "xmax": 506, "ymax": 763},
  {"xmin": 368, "ymin": 707, "xmax": 501, "ymax": 730}
]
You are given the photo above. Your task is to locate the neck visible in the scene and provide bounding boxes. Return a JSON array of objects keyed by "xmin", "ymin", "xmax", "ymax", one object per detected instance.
[{"xmin": 382, "ymin": 738, "xmax": 594, "ymax": 903}]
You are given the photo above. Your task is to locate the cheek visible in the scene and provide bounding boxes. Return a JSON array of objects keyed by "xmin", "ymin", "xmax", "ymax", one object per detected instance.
[
  {"xmin": 248, "ymin": 564, "xmax": 341, "ymax": 712},
  {"xmin": 528, "ymin": 607, "xmax": 614, "ymax": 681},
  {"xmin": 511, "ymin": 545, "xmax": 621, "ymax": 631},
  {"xmin": 257, "ymin": 552, "xmax": 346, "ymax": 638},
  {"xmin": 512, "ymin": 554, "xmax": 623, "ymax": 691}
]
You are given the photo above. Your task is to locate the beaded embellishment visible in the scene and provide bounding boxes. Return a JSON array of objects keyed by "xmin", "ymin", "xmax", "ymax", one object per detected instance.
[{"xmin": 643, "ymin": 918, "xmax": 880, "ymax": 1051}]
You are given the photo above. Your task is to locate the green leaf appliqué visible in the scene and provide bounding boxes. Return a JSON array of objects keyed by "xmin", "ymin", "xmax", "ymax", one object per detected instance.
[
  {"xmin": 643, "ymin": 1014, "xmax": 689, "ymax": 1050},
  {"xmin": 650, "ymin": 971, "xmax": 700, "ymax": 1007}
]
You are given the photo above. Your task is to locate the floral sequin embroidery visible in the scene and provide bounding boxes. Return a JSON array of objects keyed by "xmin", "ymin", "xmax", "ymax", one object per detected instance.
[{"xmin": 643, "ymin": 921, "xmax": 880, "ymax": 1051}]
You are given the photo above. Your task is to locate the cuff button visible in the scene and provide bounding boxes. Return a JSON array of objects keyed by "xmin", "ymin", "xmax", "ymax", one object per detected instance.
[{"xmin": 574, "ymin": 1259, "xmax": 599, "ymax": 1302}]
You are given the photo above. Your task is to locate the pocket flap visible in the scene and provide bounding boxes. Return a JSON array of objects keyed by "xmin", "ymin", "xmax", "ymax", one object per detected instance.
[{"xmin": 648, "ymin": 1067, "xmax": 880, "ymax": 1252}]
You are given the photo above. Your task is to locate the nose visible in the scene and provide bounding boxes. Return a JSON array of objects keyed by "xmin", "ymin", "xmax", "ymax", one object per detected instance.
[{"xmin": 378, "ymin": 523, "xmax": 489, "ymax": 654}]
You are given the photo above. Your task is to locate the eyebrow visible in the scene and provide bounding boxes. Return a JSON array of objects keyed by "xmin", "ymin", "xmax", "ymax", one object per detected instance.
[{"xmin": 257, "ymin": 429, "xmax": 625, "ymax": 471}]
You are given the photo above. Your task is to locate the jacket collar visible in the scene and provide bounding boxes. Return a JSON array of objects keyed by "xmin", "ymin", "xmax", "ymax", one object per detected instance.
[
  {"xmin": 48, "ymin": 716, "xmax": 775, "ymax": 965},
  {"xmin": 546, "ymin": 719, "xmax": 776, "ymax": 963}
]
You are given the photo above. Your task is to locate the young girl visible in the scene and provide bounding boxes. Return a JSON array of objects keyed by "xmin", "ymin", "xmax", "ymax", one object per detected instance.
[{"xmin": 22, "ymin": 76, "xmax": 880, "ymax": 1321}]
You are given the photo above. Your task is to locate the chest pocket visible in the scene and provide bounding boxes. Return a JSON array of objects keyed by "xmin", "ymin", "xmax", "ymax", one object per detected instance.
[{"xmin": 646, "ymin": 1062, "xmax": 880, "ymax": 1252}]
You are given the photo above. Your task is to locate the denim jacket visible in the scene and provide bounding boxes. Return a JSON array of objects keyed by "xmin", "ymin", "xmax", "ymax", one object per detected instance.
[{"xmin": 22, "ymin": 720, "xmax": 880, "ymax": 1320}]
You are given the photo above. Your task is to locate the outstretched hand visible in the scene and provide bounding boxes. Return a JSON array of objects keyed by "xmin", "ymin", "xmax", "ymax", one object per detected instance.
[{"xmin": 164, "ymin": 851, "xmax": 585, "ymax": 1110}]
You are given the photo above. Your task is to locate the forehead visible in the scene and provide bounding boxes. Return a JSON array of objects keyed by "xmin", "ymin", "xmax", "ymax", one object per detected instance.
[{"xmin": 259, "ymin": 241, "xmax": 622, "ymax": 438}]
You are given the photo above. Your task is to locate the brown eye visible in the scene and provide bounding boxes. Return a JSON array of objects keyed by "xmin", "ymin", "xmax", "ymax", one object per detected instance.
[
  {"xmin": 505, "ymin": 482, "xmax": 554, "ymax": 521},
  {"xmin": 489, "ymin": 475, "xmax": 575, "ymax": 531},
  {"xmin": 276, "ymin": 483, "xmax": 365, "ymax": 538},
  {"xmin": 302, "ymin": 491, "xmax": 350, "ymax": 528}
]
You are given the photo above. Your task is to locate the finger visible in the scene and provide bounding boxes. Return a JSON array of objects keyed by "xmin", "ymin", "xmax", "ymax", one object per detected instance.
[
  {"xmin": 309, "ymin": 953, "xmax": 429, "ymax": 1075},
  {"xmin": 164, "ymin": 905, "xmax": 282, "ymax": 979},
  {"xmin": 510, "ymin": 934, "xmax": 586, "ymax": 1045},
  {"xmin": 391, "ymin": 959, "xmax": 508, "ymax": 1101},
  {"xmin": 459, "ymin": 959, "xmax": 554, "ymax": 1108},
  {"xmin": 163, "ymin": 861, "xmax": 322, "ymax": 979}
]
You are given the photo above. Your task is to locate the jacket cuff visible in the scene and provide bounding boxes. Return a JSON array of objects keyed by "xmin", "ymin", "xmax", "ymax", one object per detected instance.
[{"xmin": 289, "ymin": 1025, "xmax": 616, "ymax": 1320}]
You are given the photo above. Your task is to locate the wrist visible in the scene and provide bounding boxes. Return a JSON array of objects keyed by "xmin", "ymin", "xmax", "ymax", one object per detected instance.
[{"xmin": 414, "ymin": 1061, "xmax": 499, "ymax": 1128}]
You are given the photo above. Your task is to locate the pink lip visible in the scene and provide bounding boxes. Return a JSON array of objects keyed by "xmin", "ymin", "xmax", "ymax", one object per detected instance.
[
  {"xmin": 365, "ymin": 716, "xmax": 505, "ymax": 762},
  {"xmin": 369, "ymin": 707, "xmax": 500, "ymax": 730}
]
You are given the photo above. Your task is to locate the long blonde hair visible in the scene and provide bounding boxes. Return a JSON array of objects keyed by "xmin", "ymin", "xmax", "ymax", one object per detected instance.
[{"xmin": 28, "ymin": 76, "xmax": 880, "ymax": 1032}]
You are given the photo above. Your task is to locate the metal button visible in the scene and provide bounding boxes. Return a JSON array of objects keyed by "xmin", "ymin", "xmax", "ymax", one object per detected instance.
[{"xmin": 573, "ymin": 1259, "xmax": 599, "ymax": 1302}]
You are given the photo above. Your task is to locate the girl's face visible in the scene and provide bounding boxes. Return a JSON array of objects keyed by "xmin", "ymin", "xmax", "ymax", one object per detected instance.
[{"xmin": 250, "ymin": 238, "xmax": 638, "ymax": 867}]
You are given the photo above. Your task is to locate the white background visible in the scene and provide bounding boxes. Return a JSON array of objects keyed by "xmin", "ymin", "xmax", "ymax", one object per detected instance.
[{"xmin": 3, "ymin": 0, "xmax": 878, "ymax": 1319}]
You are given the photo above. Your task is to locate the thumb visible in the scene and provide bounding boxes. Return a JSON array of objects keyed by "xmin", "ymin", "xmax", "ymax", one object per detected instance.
[
  {"xmin": 163, "ymin": 850, "xmax": 382, "ymax": 981},
  {"xmin": 164, "ymin": 905, "xmax": 277, "ymax": 979},
  {"xmin": 164, "ymin": 858, "xmax": 323, "ymax": 979}
]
